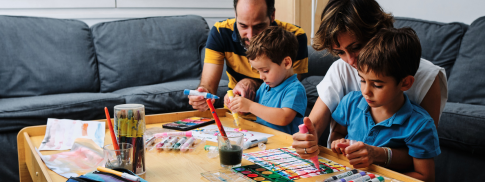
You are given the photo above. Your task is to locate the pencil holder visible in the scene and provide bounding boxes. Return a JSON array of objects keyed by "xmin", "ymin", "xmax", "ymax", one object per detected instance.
[{"xmin": 114, "ymin": 104, "xmax": 146, "ymax": 178}]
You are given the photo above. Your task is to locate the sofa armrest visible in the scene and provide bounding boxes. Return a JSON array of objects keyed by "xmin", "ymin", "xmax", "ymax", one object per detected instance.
[{"xmin": 439, "ymin": 102, "xmax": 485, "ymax": 154}]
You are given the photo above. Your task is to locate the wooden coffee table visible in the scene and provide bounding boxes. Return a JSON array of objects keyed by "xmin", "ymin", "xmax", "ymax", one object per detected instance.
[{"xmin": 18, "ymin": 109, "xmax": 421, "ymax": 182}]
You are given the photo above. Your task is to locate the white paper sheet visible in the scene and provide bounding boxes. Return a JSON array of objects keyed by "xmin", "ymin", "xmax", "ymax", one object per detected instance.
[
  {"xmin": 39, "ymin": 118, "xmax": 105, "ymax": 151},
  {"xmin": 191, "ymin": 125, "xmax": 273, "ymax": 143}
]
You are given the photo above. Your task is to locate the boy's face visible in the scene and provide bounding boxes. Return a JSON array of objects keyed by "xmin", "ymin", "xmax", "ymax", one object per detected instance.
[
  {"xmin": 250, "ymin": 54, "xmax": 291, "ymax": 88},
  {"xmin": 358, "ymin": 69, "xmax": 404, "ymax": 108}
]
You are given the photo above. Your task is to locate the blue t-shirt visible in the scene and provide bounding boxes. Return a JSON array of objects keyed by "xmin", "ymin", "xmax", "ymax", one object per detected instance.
[
  {"xmin": 332, "ymin": 91, "xmax": 440, "ymax": 159},
  {"xmin": 254, "ymin": 74, "xmax": 307, "ymax": 134}
]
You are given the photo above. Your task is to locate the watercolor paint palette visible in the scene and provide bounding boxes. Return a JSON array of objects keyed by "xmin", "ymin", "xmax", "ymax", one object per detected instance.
[
  {"xmin": 162, "ymin": 117, "xmax": 215, "ymax": 131},
  {"xmin": 232, "ymin": 164, "xmax": 293, "ymax": 182},
  {"xmin": 243, "ymin": 147, "xmax": 351, "ymax": 180}
]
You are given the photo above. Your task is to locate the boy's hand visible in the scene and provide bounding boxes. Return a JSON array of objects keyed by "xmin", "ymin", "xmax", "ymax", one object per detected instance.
[
  {"xmin": 224, "ymin": 93, "xmax": 231, "ymax": 108},
  {"xmin": 344, "ymin": 142, "xmax": 376, "ymax": 168},
  {"xmin": 229, "ymin": 95, "xmax": 253, "ymax": 113},
  {"xmin": 331, "ymin": 138, "xmax": 350, "ymax": 155}
]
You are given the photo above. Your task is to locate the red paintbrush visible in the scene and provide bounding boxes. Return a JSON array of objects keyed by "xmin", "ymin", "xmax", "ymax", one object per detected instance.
[
  {"xmin": 206, "ymin": 99, "xmax": 232, "ymax": 149},
  {"xmin": 104, "ymin": 107, "xmax": 120, "ymax": 154}
]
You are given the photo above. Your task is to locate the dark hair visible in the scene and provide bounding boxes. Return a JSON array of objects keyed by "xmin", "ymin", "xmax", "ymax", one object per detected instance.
[
  {"xmin": 246, "ymin": 26, "xmax": 298, "ymax": 66},
  {"xmin": 313, "ymin": 0, "xmax": 394, "ymax": 55},
  {"xmin": 357, "ymin": 28, "xmax": 421, "ymax": 84},
  {"xmin": 234, "ymin": 0, "xmax": 275, "ymax": 18}
]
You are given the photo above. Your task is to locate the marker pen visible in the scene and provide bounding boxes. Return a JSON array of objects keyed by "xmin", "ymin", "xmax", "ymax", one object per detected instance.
[
  {"xmin": 226, "ymin": 90, "xmax": 240, "ymax": 128},
  {"xmin": 323, "ymin": 169, "xmax": 358, "ymax": 182},
  {"xmin": 243, "ymin": 137, "xmax": 268, "ymax": 149},
  {"xmin": 155, "ymin": 137, "xmax": 172, "ymax": 148},
  {"xmin": 368, "ymin": 176, "xmax": 384, "ymax": 182},
  {"xmin": 184, "ymin": 89, "xmax": 220, "ymax": 99},
  {"xmin": 172, "ymin": 137, "xmax": 188, "ymax": 150},
  {"xmin": 163, "ymin": 137, "xmax": 179, "ymax": 150},
  {"xmin": 298, "ymin": 124, "xmax": 321, "ymax": 174},
  {"xmin": 180, "ymin": 137, "xmax": 196, "ymax": 152},
  {"xmin": 339, "ymin": 172, "xmax": 366, "ymax": 182},
  {"xmin": 155, "ymin": 131, "xmax": 192, "ymax": 138},
  {"xmin": 348, "ymin": 173, "xmax": 375, "ymax": 182}
]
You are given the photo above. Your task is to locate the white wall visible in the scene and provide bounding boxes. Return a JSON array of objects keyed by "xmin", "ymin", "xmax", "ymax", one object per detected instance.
[
  {"xmin": 376, "ymin": 0, "xmax": 485, "ymax": 25},
  {"xmin": 0, "ymin": 0, "xmax": 235, "ymax": 27}
]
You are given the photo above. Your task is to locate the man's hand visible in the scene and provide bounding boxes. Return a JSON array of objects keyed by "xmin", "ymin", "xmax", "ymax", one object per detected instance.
[
  {"xmin": 233, "ymin": 78, "xmax": 258, "ymax": 101},
  {"xmin": 344, "ymin": 142, "xmax": 377, "ymax": 168},
  {"xmin": 229, "ymin": 95, "xmax": 253, "ymax": 113},
  {"xmin": 331, "ymin": 138, "xmax": 350, "ymax": 155},
  {"xmin": 188, "ymin": 87, "xmax": 215, "ymax": 112},
  {"xmin": 292, "ymin": 117, "xmax": 320, "ymax": 159}
]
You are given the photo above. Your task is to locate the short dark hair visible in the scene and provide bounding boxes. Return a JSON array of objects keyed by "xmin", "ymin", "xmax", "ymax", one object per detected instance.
[
  {"xmin": 313, "ymin": 0, "xmax": 394, "ymax": 55},
  {"xmin": 246, "ymin": 26, "xmax": 298, "ymax": 66},
  {"xmin": 234, "ymin": 0, "xmax": 275, "ymax": 18},
  {"xmin": 357, "ymin": 28, "xmax": 421, "ymax": 84}
]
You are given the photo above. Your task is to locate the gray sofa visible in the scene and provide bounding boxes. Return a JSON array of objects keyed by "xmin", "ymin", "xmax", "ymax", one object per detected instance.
[
  {"xmin": 1, "ymin": 15, "xmax": 228, "ymax": 181},
  {"xmin": 302, "ymin": 16, "xmax": 485, "ymax": 181}
]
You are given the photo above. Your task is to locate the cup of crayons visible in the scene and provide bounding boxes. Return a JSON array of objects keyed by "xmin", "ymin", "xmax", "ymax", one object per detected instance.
[
  {"xmin": 113, "ymin": 104, "xmax": 146, "ymax": 177},
  {"xmin": 152, "ymin": 131, "xmax": 206, "ymax": 152}
]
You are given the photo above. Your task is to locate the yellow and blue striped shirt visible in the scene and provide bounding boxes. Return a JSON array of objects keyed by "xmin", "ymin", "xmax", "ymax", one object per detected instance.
[{"xmin": 204, "ymin": 18, "xmax": 308, "ymax": 89}]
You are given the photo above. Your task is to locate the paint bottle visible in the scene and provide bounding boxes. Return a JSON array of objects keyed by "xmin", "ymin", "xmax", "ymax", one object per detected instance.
[
  {"xmin": 243, "ymin": 137, "xmax": 268, "ymax": 149},
  {"xmin": 184, "ymin": 89, "xmax": 220, "ymax": 99},
  {"xmin": 204, "ymin": 145, "xmax": 219, "ymax": 158},
  {"xmin": 180, "ymin": 137, "xmax": 196, "ymax": 152},
  {"xmin": 172, "ymin": 137, "xmax": 188, "ymax": 150}
]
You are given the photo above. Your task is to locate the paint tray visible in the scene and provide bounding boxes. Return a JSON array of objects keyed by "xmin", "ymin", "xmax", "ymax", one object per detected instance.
[{"xmin": 162, "ymin": 117, "xmax": 215, "ymax": 131}]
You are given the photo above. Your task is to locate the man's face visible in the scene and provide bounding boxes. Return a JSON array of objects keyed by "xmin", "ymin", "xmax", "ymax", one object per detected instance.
[{"xmin": 235, "ymin": 0, "xmax": 274, "ymax": 49}]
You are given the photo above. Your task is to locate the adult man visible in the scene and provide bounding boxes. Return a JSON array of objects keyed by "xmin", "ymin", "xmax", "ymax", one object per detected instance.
[{"xmin": 189, "ymin": 0, "xmax": 309, "ymax": 111}]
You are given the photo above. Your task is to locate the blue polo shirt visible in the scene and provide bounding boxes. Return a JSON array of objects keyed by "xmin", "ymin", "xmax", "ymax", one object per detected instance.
[
  {"xmin": 254, "ymin": 74, "xmax": 307, "ymax": 135},
  {"xmin": 332, "ymin": 91, "xmax": 440, "ymax": 159}
]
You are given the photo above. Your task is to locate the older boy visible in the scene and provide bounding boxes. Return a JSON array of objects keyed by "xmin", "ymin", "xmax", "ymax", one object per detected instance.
[
  {"xmin": 331, "ymin": 28, "xmax": 440, "ymax": 181},
  {"xmin": 227, "ymin": 26, "xmax": 307, "ymax": 135}
]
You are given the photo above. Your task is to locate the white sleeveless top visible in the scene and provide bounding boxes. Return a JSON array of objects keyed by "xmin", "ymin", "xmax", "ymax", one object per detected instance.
[{"xmin": 316, "ymin": 58, "xmax": 448, "ymax": 147}]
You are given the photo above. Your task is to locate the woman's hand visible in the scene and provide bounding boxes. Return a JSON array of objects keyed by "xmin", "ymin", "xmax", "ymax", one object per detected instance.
[
  {"xmin": 292, "ymin": 117, "xmax": 320, "ymax": 159},
  {"xmin": 344, "ymin": 142, "xmax": 378, "ymax": 168}
]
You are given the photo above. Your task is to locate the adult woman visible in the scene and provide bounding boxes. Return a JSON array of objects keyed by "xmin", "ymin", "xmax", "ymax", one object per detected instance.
[{"xmin": 292, "ymin": 0, "xmax": 447, "ymax": 179}]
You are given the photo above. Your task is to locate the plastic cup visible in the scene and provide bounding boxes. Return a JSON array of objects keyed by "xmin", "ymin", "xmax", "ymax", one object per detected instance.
[
  {"xmin": 217, "ymin": 132, "xmax": 244, "ymax": 169},
  {"xmin": 103, "ymin": 143, "xmax": 133, "ymax": 171}
]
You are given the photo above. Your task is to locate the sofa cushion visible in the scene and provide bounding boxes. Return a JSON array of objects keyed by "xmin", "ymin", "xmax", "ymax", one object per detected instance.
[
  {"xmin": 0, "ymin": 93, "xmax": 125, "ymax": 132},
  {"xmin": 394, "ymin": 17, "xmax": 468, "ymax": 78},
  {"xmin": 435, "ymin": 146, "xmax": 485, "ymax": 182},
  {"xmin": 448, "ymin": 16, "xmax": 485, "ymax": 105},
  {"xmin": 113, "ymin": 79, "xmax": 229, "ymax": 114},
  {"xmin": 301, "ymin": 46, "xmax": 338, "ymax": 79},
  {"xmin": 92, "ymin": 15, "xmax": 209, "ymax": 92},
  {"xmin": 439, "ymin": 102, "xmax": 485, "ymax": 154},
  {"xmin": 0, "ymin": 16, "xmax": 99, "ymax": 98}
]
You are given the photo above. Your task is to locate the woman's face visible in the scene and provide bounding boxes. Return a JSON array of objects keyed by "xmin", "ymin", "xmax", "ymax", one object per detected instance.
[{"xmin": 331, "ymin": 31, "xmax": 364, "ymax": 69}]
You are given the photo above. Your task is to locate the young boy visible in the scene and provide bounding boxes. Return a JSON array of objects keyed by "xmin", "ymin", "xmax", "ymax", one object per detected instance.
[
  {"xmin": 330, "ymin": 28, "xmax": 440, "ymax": 181},
  {"xmin": 227, "ymin": 26, "xmax": 307, "ymax": 135}
]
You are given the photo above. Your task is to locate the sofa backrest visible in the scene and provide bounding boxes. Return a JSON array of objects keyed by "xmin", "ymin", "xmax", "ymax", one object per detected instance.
[
  {"xmin": 92, "ymin": 15, "xmax": 209, "ymax": 92},
  {"xmin": 0, "ymin": 16, "xmax": 99, "ymax": 98},
  {"xmin": 394, "ymin": 17, "xmax": 468, "ymax": 78},
  {"xmin": 448, "ymin": 16, "xmax": 485, "ymax": 105}
]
